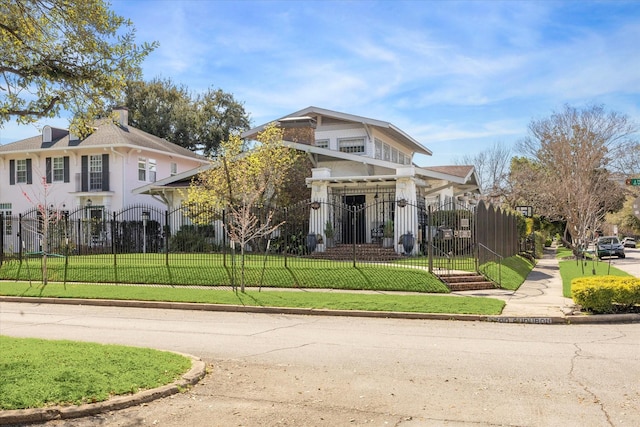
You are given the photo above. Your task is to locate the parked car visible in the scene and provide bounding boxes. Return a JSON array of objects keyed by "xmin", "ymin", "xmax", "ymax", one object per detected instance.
[
  {"xmin": 622, "ymin": 237, "xmax": 636, "ymax": 248},
  {"xmin": 596, "ymin": 236, "xmax": 625, "ymax": 259}
]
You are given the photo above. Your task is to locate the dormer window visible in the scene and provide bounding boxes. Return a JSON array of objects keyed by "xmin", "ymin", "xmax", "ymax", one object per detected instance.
[{"xmin": 338, "ymin": 138, "xmax": 365, "ymax": 154}]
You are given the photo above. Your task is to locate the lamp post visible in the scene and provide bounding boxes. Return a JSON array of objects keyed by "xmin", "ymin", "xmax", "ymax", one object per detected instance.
[{"xmin": 141, "ymin": 211, "xmax": 149, "ymax": 253}]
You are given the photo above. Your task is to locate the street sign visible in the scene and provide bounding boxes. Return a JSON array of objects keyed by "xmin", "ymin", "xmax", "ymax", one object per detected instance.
[
  {"xmin": 625, "ymin": 178, "xmax": 640, "ymax": 186},
  {"xmin": 516, "ymin": 205, "xmax": 533, "ymax": 217}
]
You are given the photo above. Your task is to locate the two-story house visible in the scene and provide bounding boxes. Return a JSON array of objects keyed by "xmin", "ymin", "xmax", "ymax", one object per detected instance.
[
  {"xmin": 0, "ymin": 107, "xmax": 209, "ymax": 248},
  {"xmin": 135, "ymin": 106, "xmax": 480, "ymax": 253}
]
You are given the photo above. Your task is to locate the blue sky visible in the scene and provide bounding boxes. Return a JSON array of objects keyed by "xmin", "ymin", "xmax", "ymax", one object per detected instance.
[{"xmin": 1, "ymin": 0, "xmax": 639, "ymax": 166}]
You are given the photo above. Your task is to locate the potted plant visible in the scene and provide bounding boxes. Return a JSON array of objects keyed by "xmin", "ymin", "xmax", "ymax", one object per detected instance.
[
  {"xmin": 400, "ymin": 231, "xmax": 415, "ymax": 254},
  {"xmin": 324, "ymin": 220, "xmax": 335, "ymax": 248},
  {"xmin": 382, "ymin": 220, "xmax": 394, "ymax": 248},
  {"xmin": 306, "ymin": 233, "xmax": 318, "ymax": 253}
]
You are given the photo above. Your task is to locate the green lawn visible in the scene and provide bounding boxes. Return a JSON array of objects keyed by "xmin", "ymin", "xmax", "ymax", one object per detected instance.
[{"xmin": 0, "ymin": 336, "xmax": 191, "ymax": 410}]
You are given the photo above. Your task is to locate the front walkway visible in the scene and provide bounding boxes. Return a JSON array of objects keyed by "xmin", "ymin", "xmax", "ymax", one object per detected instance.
[{"xmin": 454, "ymin": 247, "xmax": 576, "ymax": 318}]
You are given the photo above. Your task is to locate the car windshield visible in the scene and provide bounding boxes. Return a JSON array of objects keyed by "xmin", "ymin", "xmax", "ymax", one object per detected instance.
[{"xmin": 599, "ymin": 237, "xmax": 617, "ymax": 245}]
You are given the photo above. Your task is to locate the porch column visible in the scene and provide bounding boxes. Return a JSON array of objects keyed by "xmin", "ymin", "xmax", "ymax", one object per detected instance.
[
  {"xmin": 394, "ymin": 167, "xmax": 418, "ymax": 255},
  {"xmin": 309, "ymin": 168, "xmax": 331, "ymax": 252}
]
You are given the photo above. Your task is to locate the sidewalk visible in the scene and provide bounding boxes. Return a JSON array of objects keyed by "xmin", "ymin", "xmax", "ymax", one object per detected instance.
[{"xmin": 455, "ymin": 246, "xmax": 640, "ymax": 323}]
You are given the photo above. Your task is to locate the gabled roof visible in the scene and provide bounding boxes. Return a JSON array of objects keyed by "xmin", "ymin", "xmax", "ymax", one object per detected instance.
[
  {"xmin": 421, "ymin": 165, "xmax": 476, "ymax": 182},
  {"xmin": 0, "ymin": 121, "xmax": 206, "ymax": 161},
  {"xmin": 242, "ymin": 106, "xmax": 432, "ymax": 156},
  {"xmin": 134, "ymin": 142, "xmax": 479, "ymax": 195}
]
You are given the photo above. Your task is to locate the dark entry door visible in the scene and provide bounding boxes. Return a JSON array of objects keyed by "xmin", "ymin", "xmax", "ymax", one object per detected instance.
[{"xmin": 342, "ymin": 195, "xmax": 366, "ymax": 244}]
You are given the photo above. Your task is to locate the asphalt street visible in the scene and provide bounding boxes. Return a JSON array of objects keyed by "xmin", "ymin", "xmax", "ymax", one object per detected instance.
[{"xmin": 1, "ymin": 301, "xmax": 639, "ymax": 426}]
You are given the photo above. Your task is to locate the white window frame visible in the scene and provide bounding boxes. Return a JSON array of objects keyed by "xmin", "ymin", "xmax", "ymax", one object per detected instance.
[
  {"xmin": 138, "ymin": 158, "xmax": 146, "ymax": 181},
  {"xmin": 148, "ymin": 159, "xmax": 157, "ymax": 182},
  {"xmin": 89, "ymin": 155, "xmax": 102, "ymax": 191},
  {"xmin": 315, "ymin": 139, "xmax": 329, "ymax": 149},
  {"xmin": 338, "ymin": 137, "xmax": 365, "ymax": 154},
  {"xmin": 16, "ymin": 159, "xmax": 27, "ymax": 183},
  {"xmin": 374, "ymin": 139, "xmax": 383, "ymax": 160},
  {"xmin": 52, "ymin": 157, "xmax": 65, "ymax": 182}
]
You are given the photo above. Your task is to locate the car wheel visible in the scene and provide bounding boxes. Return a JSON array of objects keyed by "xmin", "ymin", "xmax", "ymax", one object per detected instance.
[{"xmin": 619, "ymin": 254, "xmax": 626, "ymax": 259}]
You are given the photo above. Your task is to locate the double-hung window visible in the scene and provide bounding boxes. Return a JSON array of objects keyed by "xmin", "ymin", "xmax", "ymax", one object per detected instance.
[
  {"xmin": 138, "ymin": 158, "xmax": 146, "ymax": 181},
  {"xmin": 89, "ymin": 155, "xmax": 103, "ymax": 191},
  {"xmin": 52, "ymin": 157, "xmax": 65, "ymax": 182},
  {"xmin": 16, "ymin": 160, "xmax": 28, "ymax": 183},
  {"xmin": 148, "ymin": 159, "xmax": 157, "ymax": 182}
]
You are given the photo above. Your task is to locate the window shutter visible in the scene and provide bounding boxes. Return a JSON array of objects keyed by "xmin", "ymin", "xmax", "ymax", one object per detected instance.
[
  {"xmin": 81, "ymin": 156, "xmax": 88, "ymax": 192},
  {"xmin": 26, "ymin": 159, "xmax": 32, "ymax": 184},
  {"xmin": 63, "ymin": 156, "xmax": 70, "ymax": 183},
  {"xmin": 101, "ymin": 154, "xmax": 109, "ymax": 191},
  {"xmin": 9, "ymin": 160, "xmax": 15, "ymax": 185},
  {"xmin": 45, "ymin": 158, "xmax": 52, "ymax": 183}
]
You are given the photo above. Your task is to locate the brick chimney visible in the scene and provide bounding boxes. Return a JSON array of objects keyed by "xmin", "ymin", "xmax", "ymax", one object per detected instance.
[
  {"xmin": 113, "ymin": 106, "xmax": 129, "ymax": 129},
  {"xmin": 278, "ymin": 116, "xmax": 317, "ymax": 145}
]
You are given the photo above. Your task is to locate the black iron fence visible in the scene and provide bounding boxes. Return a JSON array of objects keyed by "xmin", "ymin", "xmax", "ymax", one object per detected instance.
[{"xmin": 0, "ymin": 199, "xmax": 522, "ymax": 288}]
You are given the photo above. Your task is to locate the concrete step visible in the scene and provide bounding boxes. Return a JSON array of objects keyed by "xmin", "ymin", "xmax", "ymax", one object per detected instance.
[{"xmin": 439, "ymin": 273, "xmax": 497, "ymax": 291}]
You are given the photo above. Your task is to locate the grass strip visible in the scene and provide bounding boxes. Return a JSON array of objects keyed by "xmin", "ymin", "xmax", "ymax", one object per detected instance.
[
  {"xmin": 0, "ymin": 282, "xmax": 504, "ymax": 315},
  {"xmin": 0, "ymin": 336, "xmax": 191, "ymax": 410},
  {"xmin": 558, "ymin": 257, "xmax": 631, "ymax": 298}
]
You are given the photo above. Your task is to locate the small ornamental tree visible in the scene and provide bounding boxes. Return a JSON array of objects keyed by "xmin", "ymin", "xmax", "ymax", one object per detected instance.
[
  {"xmin": 21, "ymin": 177, "xmax": 65, "ymax": 287},
  {"xmin": 184, "ymin": 123, "xmax": 301, "ymax": 291}
]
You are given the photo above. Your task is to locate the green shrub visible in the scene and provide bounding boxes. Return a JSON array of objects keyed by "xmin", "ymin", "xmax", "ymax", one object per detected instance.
[
  {"xmin": 169, "ymin": 225, "xmax": 217, "ymax": 252},
  {"xmin": 572, "ymin": 276, "xmax": 640, "ymax": 313}
]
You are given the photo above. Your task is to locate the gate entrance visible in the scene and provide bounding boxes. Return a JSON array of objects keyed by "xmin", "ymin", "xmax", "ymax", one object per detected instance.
[{"xmin": 342, "ymin": 195, "xmax": 365, "ymax": 244}]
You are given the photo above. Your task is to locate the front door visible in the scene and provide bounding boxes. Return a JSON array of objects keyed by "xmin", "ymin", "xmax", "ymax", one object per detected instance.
[{"xmin": 342, "ymin": 195, "xmax": 366, "ymax": 244}]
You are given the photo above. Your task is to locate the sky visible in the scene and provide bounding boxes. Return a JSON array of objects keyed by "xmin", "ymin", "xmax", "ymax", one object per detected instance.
[{"xmin": 1, "ymin": 0, "xmax": 639, "ymax": 167}]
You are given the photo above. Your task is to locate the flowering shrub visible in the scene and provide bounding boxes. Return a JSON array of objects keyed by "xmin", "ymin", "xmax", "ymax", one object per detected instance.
[{"xmin": 572, "ymin": 276, "xmax": 640, "ymax": 313}]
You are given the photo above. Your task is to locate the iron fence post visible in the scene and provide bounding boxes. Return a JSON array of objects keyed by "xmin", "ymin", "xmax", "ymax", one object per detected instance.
[
  {"xmin": 112, "ymin": 212, "xmax": 117, "ymax": 267},
  {"xmin": 0, "ymin": 212, "xmax": 3, "ymax": 267},
  {"xmin": 352, "ymin": 205, "xmax": 356, "ymax": 267},
  {"xmin": 427, "ymin": 205, "xmax": 433, "ymax": 273},
  {"xmin": 165, "ymin": 209, "xmax": 169, "ymax": 266},
  {"xmin": 18, "ymin": 213, "xmax": 23, "ymax": 262}
]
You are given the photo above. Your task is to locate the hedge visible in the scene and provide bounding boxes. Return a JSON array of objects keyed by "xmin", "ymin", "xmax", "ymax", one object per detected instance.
[{"xmin": 572, "ymin": 276, "xmax": 640, "ymax": 313}]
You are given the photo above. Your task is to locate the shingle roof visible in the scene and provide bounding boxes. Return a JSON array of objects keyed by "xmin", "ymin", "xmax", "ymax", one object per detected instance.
[
  {"xmin": 423, "ymin": 165, "xmax": 474, "ymax": 179},
  {"xmin": 0, "ymin": 121, "xmax": 204, "ymax": 160}
]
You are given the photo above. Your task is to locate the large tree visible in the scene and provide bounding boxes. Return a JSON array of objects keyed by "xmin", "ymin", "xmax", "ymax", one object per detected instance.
[
  {"xmin": 515, "ymin": 104, "xmax": 637, "ymax": 249},
  {"xmin": 0, "ymin": 0, "xmax": 156, "ymax": 135},
  {"xmin": 124, "ymin": 77, "xmax": 251, "ymax": 156}
]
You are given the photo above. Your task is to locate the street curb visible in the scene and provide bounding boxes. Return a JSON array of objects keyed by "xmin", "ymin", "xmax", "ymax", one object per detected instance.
[
  {"xmin": 0, "ymin": 353, "xmax": 206, "ymax": 426},
  {"xmin": 2, "ymin": 296, "xmax": 639, "ymax": 325}
]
